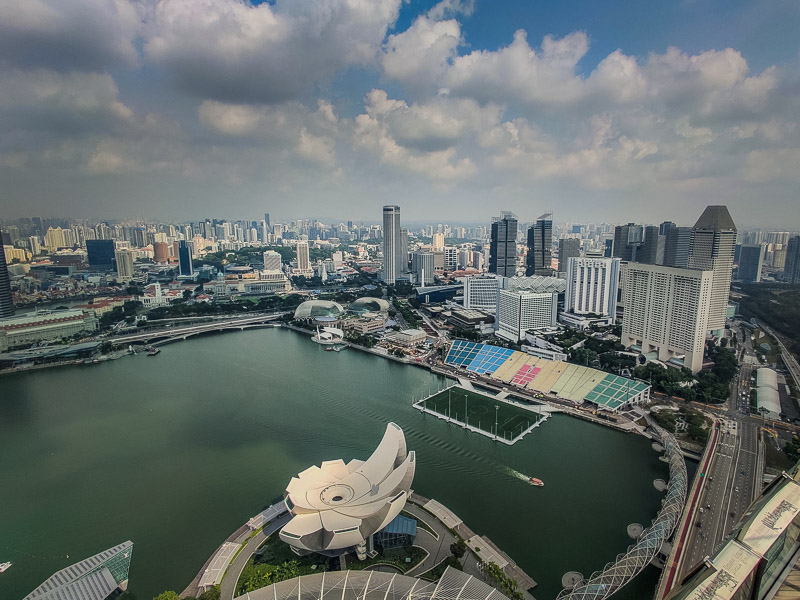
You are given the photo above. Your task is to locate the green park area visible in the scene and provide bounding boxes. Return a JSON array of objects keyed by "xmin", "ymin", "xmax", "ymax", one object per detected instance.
[{"xmin": 417, "ymin": 387, "xmax": 543, "ymax": 442}]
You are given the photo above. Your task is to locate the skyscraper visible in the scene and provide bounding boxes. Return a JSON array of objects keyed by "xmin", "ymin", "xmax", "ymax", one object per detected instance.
[
  {"xmin": 663, "ymin": 226, "xmax": 692, "ymax": 268},
  {"xmin": 264, "ymin": 213, "xmax": 271, "ymax": 230},
  {"xmin": 564, "ymin": 256, "xmax": 621, "ymax": 321},
  {"xmin": 621, "ymin": 263, "xmax": 714, "ymax": 373},
  {"xmin": 432, "ymin": 232, "xmax": 445, "ymax": 250},
  {"xmin": 400, "ymin": 227, "xmax": 409, "ymax": 274},
  {"xmin": 0, "ymin": 230, "xmax": 14, "ymax": 318},
  {"xmin": 115, "ymin": 249, "xmax": 134, "ymax": 282},
  {"xmin": 688, "ymin": 205, "xmax": 737, "ymax": 332},
  {"xmin": 612, "ymin": 223, "xmax": 644, "ymax": 262},
  {"xmin": 784, "ymin": 236, "xmax": 800, "ymax": 284},
  {"xmin": 738, "ymin": 244, "xmax": 764, "ymax": 282},
  {"xmin": 381, "ymin": 205, "xmax": 401, "ymax": 284},
  {"xmin": 558, "ymin": 238, "xmax": 580, "ymax": 272},
  {"xmin": 411, "ymin": 251, "xmax": 434, "ymax": 285},
  {"xmin": 526, "ymin": 213, "xmax": 553, "ymax": 276},
  {"xmin": 263, "ymin": 250, "xmax": 282, "ymax": 272},
  {"xmin": 86, "ymin": 239, "xmax": 116, "ymax": 271},
  {"xmin": 178, "ymin": 240, "xmax": 193, "ymax": 276},
  {"xmin": 296, "ymin": 240, "xmax": 311, "ymax": 272},
  {"xmin": 639, "ymin": 225, "xmax": 664, "ymax": 264},
  {"xmin": 489, "ymin": 212, "xmax": 518, "ymax": 277}
]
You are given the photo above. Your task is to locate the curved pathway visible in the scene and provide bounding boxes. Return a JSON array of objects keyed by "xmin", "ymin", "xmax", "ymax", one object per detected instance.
[{"xmin": 222, "ymin": 513, "xmax": 292, "ymax": 600}]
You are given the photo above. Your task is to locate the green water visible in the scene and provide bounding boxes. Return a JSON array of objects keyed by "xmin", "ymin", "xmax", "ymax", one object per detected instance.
[{"xmin": 0, "ymin": 328, "xmax": 672, "ymax": 600}]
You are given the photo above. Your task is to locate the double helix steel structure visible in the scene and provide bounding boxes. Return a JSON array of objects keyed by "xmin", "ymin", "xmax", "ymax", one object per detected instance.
[{"xmin": 556, "ymin": 424, "xmax": 688, "ymax": 600}]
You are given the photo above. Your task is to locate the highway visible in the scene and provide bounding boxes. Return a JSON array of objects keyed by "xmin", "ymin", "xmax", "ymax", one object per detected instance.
[{"xmin": 106, "ymin": 313, "xmax": 287, "ymax": 345}]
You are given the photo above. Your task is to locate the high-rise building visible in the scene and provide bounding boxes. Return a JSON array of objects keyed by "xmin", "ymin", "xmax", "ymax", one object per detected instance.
[
  {"xmin": 432, "ymin": 232, "xmax": 445, "ymax": 250},
  {"xmin": 381, "ymin": 205, "xmax": 401, "ymax": 284},
  {"xmin": 659, "ymin": 221, "xmax": 677, "ymax": 236},
  {"xmin": 688, "ymin": 205, "xmax": 737, "ymax": 332},
  {"xmin": 738, "ymin": 244, "xmax": 764, "ymax": 282},
  {"xmin": 526, "ymin": 213, "xmax": 553, "ymax": 276},
  {"xmin": 496, "ymin": 289, "xmax": 558, "ymax": 342},
  {"xmin": 153, "ymin": 241, "xmax": 170, "ymax": 263},
  {"xmin": 558, "ymin": 238, "xmax": 580, "ymax": 272},
  {"xmin": 178, "ymin": 240, "xmax": 193, "ymax": 276},
  {"xmin": 43, "ymin": 226, "xmax": 68, "ymax": 250},
  {"xmin": 86, "ymin": 239, "xmax": 116, "ymax": 271},
  {"xmin": 28, "ymin": 235, "xmax": 41, "ymax": 256},
  {"xmin": 663, "ymin": 226, "xmax": 692, "ymax": 268},
  {"xmin": 463, "ymin": 275, "xmax": 499, "ymax": 311},
  {"xmin": 24, "ymin": 541, "xmax": 133, "ymax": 600},
  {"xmin": 639, "ymin": 225, "xmax": 664, "ymax": 265},
  {"xmin": 784, "ymin": 236, "xmax": 800, "ymax": 284},
  {"xmin": 115, "ymin": 249, "xmax": 134, "ymax": 282},
  {"xmin": 564, "ymin": 256, "xmax": 621, "ymax": 321},
  {"xmin": 400, "ymin": 227, "xmax": 409, "ymax": 273},
  {"xmin": 489, "ymin": 212, "xmax": 518, "ymax": 277},
  {"xmin": 621, "ymin": 263, "xmax": 713, "ymax": 373},
  {"xmin": 612, "ymin": 223, "xmax": 644, "ymax": 262},
  {"xmin": 0, "ymin": 230, "xmax": 14, "ymax": 318},
  {"xmin": 296, "ymin": 240, "xmax": 311, "ymax": 273},
  {"xmin": 263, "ymin": 250, "xmax": 282, "ymax": 272},
  {"xmin": 411, "ymin": 251, "xmax": 434, "ymax": 285},
  {"xmin": 264, "ymin": 213, "xmax": 271, "ymax": 229}
]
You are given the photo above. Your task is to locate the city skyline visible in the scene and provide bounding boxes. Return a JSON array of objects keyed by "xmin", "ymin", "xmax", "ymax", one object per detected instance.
[{"xmin": 1, "ymin": 1, "xmax": 800, "ymax": 226}]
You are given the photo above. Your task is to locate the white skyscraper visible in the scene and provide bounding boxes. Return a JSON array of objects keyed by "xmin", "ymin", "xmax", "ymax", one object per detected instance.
[
  {"xmin": 496, "ymin": 289, "xmax": 558, "ymax": 342},
  {"xmin": 263, "ymin": 250, "xmax": 282, "ymax": 272},
  {"xmin": 382, "ymin": 205, "xmax": 401, "ymax": 284},
  {"xmin": 564, "ymin": 256, "xmax": 621, "ymax": 321},
  {"xmin": 621, "ymin": 263, "xmax": 713, "ymax": 373},
  {"xmin": 688, "ymin": 205, "xmax": 736, "ymax": 333},
  {"xmin": 463, "ymin": 275, "xmax": 500, "ymax": 311}
]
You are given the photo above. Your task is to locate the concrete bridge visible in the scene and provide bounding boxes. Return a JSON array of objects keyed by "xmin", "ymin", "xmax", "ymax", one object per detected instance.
[{"xmin": 106, "ymin": 313, "xmax": 288, "ymax": 346}]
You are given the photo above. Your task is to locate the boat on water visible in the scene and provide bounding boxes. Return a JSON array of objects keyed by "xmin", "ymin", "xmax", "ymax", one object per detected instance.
[
  {"xmin": 0, "ymin": 562, "xmax": 12, "ymax": 573},
  {"xmin": 145, "ymin": 346, "xmax": 161, "ymax": 356},
  {"xmin": 528, "ymin": 477, "xmax": 544, "ymax": 487}
]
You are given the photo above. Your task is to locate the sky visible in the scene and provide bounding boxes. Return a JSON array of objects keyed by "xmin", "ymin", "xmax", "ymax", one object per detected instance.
[{"xmin": 1, "ymin": 0, "xmax": 799, "ymax": 227}]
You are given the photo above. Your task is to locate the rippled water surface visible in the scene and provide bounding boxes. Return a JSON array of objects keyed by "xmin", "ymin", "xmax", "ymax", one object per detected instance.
[{"xmin": 0, "ymin": 328, "xmax": 672, "ymax": 599}]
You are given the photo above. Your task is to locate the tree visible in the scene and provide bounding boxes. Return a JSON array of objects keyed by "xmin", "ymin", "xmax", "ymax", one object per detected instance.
[{"xmin": 153, "ymin": 592, "xmax": 181, "ymax": 600}]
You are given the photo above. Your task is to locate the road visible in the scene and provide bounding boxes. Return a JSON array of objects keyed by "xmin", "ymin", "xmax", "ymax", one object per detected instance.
[
  {"xmin": 673, "ymin": 345, "xmax": 762, "ymax": 583},
  {"xmin": 107, "ymin": 313, "xmax": 286, "ymax": 345}
]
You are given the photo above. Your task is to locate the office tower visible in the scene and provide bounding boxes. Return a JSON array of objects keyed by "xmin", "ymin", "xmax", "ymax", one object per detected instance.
[
  {"xmin": 400, "ymin": 227, "xmax": 409, "ymax": 273},
  {"xmin": 411, "ymin": 251, "xmax": 434, "ymax": 285},
  {"xmin": 381, "ymin": 205, "xmax": 401, "ymax": 284},
  {"xmin": 621, "ymin": 263, "xmax": 713, "ymax": 373},
  {"xmin": 659, "ymin": 221, "xmax": 677, "ymax": 236},
  {"xmin": 639, "ymin": 225, "xmax": 664, "ymax": 264},
  {"xmin": 604, "ymin": 239, "xmax": 613, "ymax": 257},
  {"xmin": 688, "ymin": 205, "xmax": 737, "ymax": 332},
  {"xmin": 458, "ymin": 249, "xmax": 472, "ymax": 269},
  {"xmin": 444, "ymin": 246, "xmax": 458, "ymax": 270},
  {"xmin": 264, "ymin": 213, "xmax": 271, "ymax": 230},
  {"xmin": 432, "ymin": 232, "xmax": 445, "ymax": 250},
  {"xmin": 738, "ymin": 244, "xmax": 764, "ymax": 282},
  {"xmin": 612, "ymin": 223, "xmax": 644, "ymax": 261},
  {"xmin": 153, "ymin": 242, "xmax": 170, "ymax": 263},
  {"xmin": 115, "ymin": 250, "xmax": 134, "ymax": 282},
  {"xmin": 489, "ymin": 212, "xmax": 518, "ymax": 277},
  {"xmin": 564, "ymin": 257, "xmax": 621, "ymax": 321},
  {"xmin": 663, "ymin": 226, "xmax": 692, "ymax": 268},
  {"xmin": 263, "ymin": 250, "xmax": 282, "ymax": 272},
  {"xmin": 558, "ymin": 238, "xmax": 580, "ymax": 272},
  {"xmin": 496, "ymin": 288, "xmax": 558, "ymax": 342},
  {"xmin": 0, "ymin": 230, "xmax": 14, "ymax": 318},
  {"xmin": 296, "ymin": 240, "xmax": 311, "ymax": 273},
  {"xmin": 178, "ymin": 240, "xmax": 193, "ymax": 276},
  {"xmin": 25, "ymin": 541, "xmax": 133, "ymax": 600},
  {"xmin": 463, "ymin": 275, "xmax": 499, "ymax": 311},
  {"xmin": 785, "ymin": 237, "xmax": 800, "ymax": 284},
  {"xmin": 28, "ymin": 235, "xmax": 41, "ymax": 256},
  {"xmin": 86, "ymin": 239, "xmax": 116, "ymax": 271},
  {"xmin": 526, "ymin": 213, "xmax": 553, "ymax": 276}
]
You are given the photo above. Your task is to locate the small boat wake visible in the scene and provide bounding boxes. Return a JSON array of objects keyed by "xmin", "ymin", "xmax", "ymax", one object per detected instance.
[{"xmin": 505, "ymin": 467, "xmax": 544, "ymax": 486}]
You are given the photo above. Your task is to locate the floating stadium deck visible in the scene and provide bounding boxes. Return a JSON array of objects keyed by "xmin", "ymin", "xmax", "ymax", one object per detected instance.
[{"xmin": 445, "ymin": 340, "xmax": 650, "ymax": 411}]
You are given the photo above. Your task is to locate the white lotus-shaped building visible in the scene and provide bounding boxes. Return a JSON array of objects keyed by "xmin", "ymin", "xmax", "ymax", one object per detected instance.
[{"xmin": 279, "ymin": 423, "xmax": 415, "ymax": 555}]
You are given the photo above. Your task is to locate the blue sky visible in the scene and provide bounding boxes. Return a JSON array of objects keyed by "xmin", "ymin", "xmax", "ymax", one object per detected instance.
[{"xmin": 1, "ymin": 0, "xmax": 799, "ymax": 227}]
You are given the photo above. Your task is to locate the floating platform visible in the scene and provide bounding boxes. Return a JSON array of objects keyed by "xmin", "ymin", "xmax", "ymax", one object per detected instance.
[{"xmin": 412, "ymin": 384, "xmax": 550, "ymax": 445}]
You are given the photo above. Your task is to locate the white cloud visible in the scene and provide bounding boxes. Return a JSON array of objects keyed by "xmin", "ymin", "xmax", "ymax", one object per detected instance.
[
  {"xmin": 427, "ymin": 0, "xmax": 475, "ymax": 20},
  {"xmin": 382, "ymin": 16, "xmax": 461, "ymax": 96},
  {"xmin": 144, "ymin": 0, "xmax": 402, "ymax": 103}
]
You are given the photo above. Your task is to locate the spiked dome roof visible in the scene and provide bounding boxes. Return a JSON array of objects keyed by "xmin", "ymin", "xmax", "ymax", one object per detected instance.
[{"xmin": 280, "ymin": 423, "xmax": 415, "ymax": 553}]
